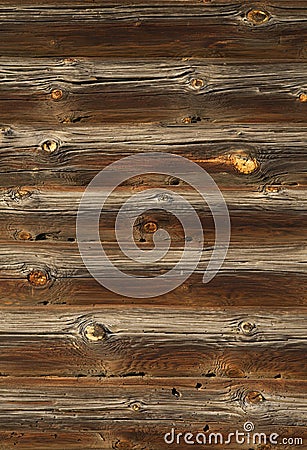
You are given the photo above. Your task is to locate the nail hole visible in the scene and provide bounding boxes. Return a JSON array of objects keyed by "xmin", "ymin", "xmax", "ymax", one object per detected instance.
[
  {"xmin": 204, "ymin": 372, "xmax": 216, "ymax": 378},
  {"xmin": 274, "ymin": 374, "xmax": 281, "ymax": 379},
  {"xmin": 195, "ymin": 382, "xmax": 202, "ymax": 389},
  {"xmin": 67, "ymin": 237, "xmax": 75, "ymax": 242},
  {"xmin": 203, "ymin": 425, "xmax": 209, "ymax": 432},
  {"xmin": 172, "ymin": 387, "xmax": 181, "ymax": 398},
  {"xmin": 169, "ymin": 177, "xmax": 180, "ymax": 186},
  {"xmin": 35, "ymin": 233, "xmax": 47, "ymax": 241}
]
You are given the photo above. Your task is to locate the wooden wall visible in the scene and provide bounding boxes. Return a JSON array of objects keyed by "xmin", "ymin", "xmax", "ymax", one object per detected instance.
[{"xmin": 0, "ymin": 0, "xmax": 306, "ymax": 449}]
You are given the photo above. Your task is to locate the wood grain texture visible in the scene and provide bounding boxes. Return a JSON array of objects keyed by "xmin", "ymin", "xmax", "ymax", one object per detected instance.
[
  {"xmin": 0, "ymin": 0, "xmax": 306, "ymax": 447},
  {"xmin": 0, "ymin": 124, "xmax": 306, "ymax": 185},
  {"xmin": 0, "ymin": 308, "xmax": 305, "ymax": 378},
  {"xmin": 1, "ymin": 272, "xmax": 306, "ymax": 308},
  {"xmin": 0, "ymin": 377, "xmax": 306, "ymax": 427},
  {"xmin": 0, "ymin": 60, "xmax": 307, "ymax": 125},
  {"xmin": 0, "ymin": 242, "xmax": 305, "ymax": 279},
  {"xmin": 0, "ymin": 4, "xmax": 306, "ymax": 59}
]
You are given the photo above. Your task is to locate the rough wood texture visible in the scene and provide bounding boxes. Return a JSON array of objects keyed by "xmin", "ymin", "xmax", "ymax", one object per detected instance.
[
  {"xmin": 0, "ymin": 4, "xmax": 307, "ymax": 59},
  {"xmin": 0, "ymin": 60, "xmax": 307, "ymax": 125},
  {"xmin": 0, "ymin": 308, "xmax": 305, "ymax": 378},
  {"xmin": 0, "ymin": 1, "xmax": 306, "ymax": 448}
]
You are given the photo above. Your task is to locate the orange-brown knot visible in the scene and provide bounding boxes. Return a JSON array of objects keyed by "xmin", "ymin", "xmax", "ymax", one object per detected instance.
[
  {"xmin": 239, "ymin": 321, "xmax": 255, "ymax": 335},
  {"xmin": 246, "ymin": 9, "xmax": 270, "ymax": 25},
  {"xmin": 28, "ymin": 270, "xmax": 49, "ymax": 287},
  {"xmin": 41, "ymin": 139, "xmax": 59, "ymax": 153},
  {"xmin": 246, "ymin": 390, "xmax": 265, "ymax": 405},
  {"xmin": 84, "ymin": 323, "xmax": 106, "ymax": 342},
  {"xmin": 191, "ymin": 78, "xmax": 205, "ymax": 90},
  {"xmin": 51, "ymin": 89, "xmax": 63, "ymax": 101},
  {"xmin": 17, "ymin": 230, "xmax": 32, "ymax": 241},
  {"xmin": 263, "ymin": 185, "xmax": 281, "ymax": 194},
  {"xmin": 143, "ymin": 221, "xmax": 158, "ymax": 234},
  {"xmin": 299, "ymin": 93, "xmax": 307, "ymax": 103},
  {"xmin": 229, "ymin": 151, "xmax": 259, "ymax": 174}
]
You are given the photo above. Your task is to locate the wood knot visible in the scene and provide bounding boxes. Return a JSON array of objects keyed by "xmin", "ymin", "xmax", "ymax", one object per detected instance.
[
  {"xmin": 263, "ymin": 185, "xmax": 282, "ymax": 194},
  {"xmin": 246, "ymin": 9, "xmax": 270, "ymax": 25},
  {"xmin": 129, "ymin": 402, "xmax": 141, "ymax": 412},
  {"xmin": 226, "ymin": 367, "xmax": 245, "ymax": 378},
  {"xmin": 28, "ymin": 270, "xmax": 50, "ymax": 287},
  {"xmin": 143, "ymin": 221, "xmax": 158, "ymax": 234},
  {"xmin": 299, "ymin": 93, "xmax": 307, "ymax": 102},
  {"xmin": 190, "ymin": 78, "xmax": 205, "ymax": 90},
  {"xmin": 239, "ymin": 321, "xmax": 256, "ymax": 336},
  {"xmin": 9, "ymin": 187, "xmax": 32, "ymax": 202},
  {"xmin": 182, "ymin": 115, "xmax": 201, "ymax": 124},
  {"xmin": 51, "ymin": 89, "xmax": 63, "ymax": 101},
  {"xmin": 245, "ymin": 390, "xmax": 265, "ymax": 405},
  {"xmin": 41, "ymin": 139, "xmax": 59, "ymax": 153},
  {"xmin": 229, "ymin": 151, "xmax": 259, "ymax": 174},
  {"xmin": 84, "ymin": 323, "xmax": 106, "ymax": 342},
  {"xmin": 16, "ymin": 230, "xmax": 33, "ymax": 241},
  {"xmin": 1, "ymin": 126, "xmax": 13, "ymax": 137}
]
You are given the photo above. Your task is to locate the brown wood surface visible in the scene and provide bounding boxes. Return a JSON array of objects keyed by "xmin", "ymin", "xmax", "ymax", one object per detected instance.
[
  {"xmin": 0, "ymin": 1, "xmax": 306, "ymax": 449},
  {"xmin": 0, "ymin": 60, "xmax": 307, "ymax": 125},
  {"xmin": 0, "ymin": 4, "xmax": 307, "ymax": 59}
]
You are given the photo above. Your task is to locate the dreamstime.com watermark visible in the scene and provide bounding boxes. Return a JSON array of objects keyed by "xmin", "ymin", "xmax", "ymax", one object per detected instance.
[
  {"xmin": 164, "ymin": 422, "xmax": 303, "ymax": 446},
  {"xmin": 77, "ymin": 152, "xmax": 230, "ymax": 298}
]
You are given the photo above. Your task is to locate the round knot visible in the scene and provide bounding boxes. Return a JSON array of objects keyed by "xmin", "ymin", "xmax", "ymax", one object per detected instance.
[
  {"xmin": 28, "ymin": 270, "xmax": 49, "ymax": 287},
  {"xmin": 246, "ymin": 9, "xmax": 270, "ymax": 25},
  {"xmin": 84, "ymin": 323, "xmax": 106, "ymax": 342},
  {"xmin": 143, "ymin": 221, "xmax": 158, "ymax": 234},
  {"xmin": 51, "ymin": 89, "xmax": 63, "ymax": 101},
  {"xmin": 239, "ymin": 321, "xmax": 256, "ymax": 336}
]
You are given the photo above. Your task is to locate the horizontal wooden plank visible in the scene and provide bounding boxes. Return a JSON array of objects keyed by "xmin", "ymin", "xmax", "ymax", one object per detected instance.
[
  {"xmin": 0, "ymin": 242, "xmax": 305, "ymax": 279},
  {"xmin": 0, "ymin": 124, "xmax": 306, "ymax": 186},
  {"xmin": 0, "ymin": 431, "xmax": 107, "ymax": 450},
  {"xmin": 0, "ymin": 377, "xmax": 306, "ymax": 430},
  {"xmin": 1, "ymin": 0, "xmax": 306, "ymax": 5},
  {"xmin": 1, "ymin": 271, "xmax": 306, "ymax": 308},
  {"xmin": 0, "ymin": 4, "xmax": 306, "ymax": 59},
  {"xmin": 0, "ymin": 308, "xmax": 305, "ymax": 378},
  {"xmin": 0, "ymin": 424, "xmax": 306, "ymax": 450},
  {"xmin": 0, "ymin": 186, "xmax": 305, "ymax": 214},
  {"xmin": 0, "ymin": 60, "xmax": 307, "ymax": 125},
  {"xmin": 1, "ymin": 208, "xmax": 305, "ymax": 246}
]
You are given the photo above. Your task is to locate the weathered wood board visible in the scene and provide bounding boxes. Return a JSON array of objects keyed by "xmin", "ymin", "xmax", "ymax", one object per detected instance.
[{"xmin": 0, "ymin": 0, "xmax": 306, "ymax": 449}]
